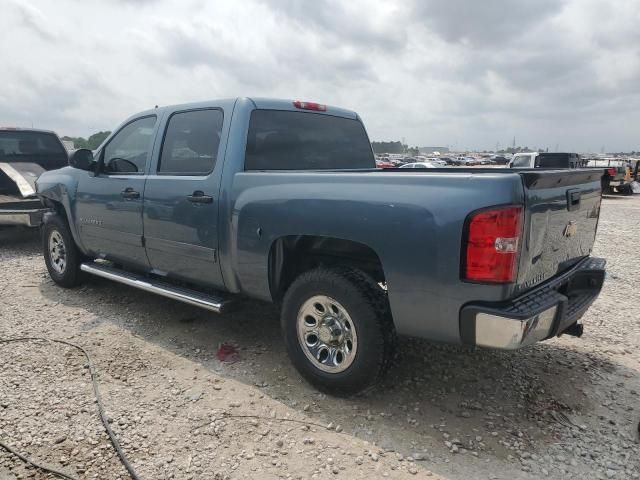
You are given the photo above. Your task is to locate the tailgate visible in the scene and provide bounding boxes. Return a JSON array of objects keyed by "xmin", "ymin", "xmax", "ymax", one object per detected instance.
[{"xmin": 516, "ymin": 169, "xmax": 602, "ymax": 292}]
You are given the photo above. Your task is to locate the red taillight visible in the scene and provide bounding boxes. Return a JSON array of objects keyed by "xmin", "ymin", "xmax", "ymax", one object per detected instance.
[
  {"xmin": 293, "ymin": 100, "xmax": 327, "ymax": 112},
  {"xmin": 463, "ymin": 205, "xmax": 523, "ymax": 283},
  {"xmin": 606, "ymin": 167, "xmax": 616, "ymax": 176}
]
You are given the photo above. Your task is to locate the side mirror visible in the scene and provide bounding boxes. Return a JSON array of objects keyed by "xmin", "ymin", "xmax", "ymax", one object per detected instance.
[{"xmin": 69, "ymin": 149, "xmax": 95, "ymax": 171}]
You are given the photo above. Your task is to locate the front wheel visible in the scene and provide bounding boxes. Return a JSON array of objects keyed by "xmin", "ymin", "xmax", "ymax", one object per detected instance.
[
  {"xmin": 43, "ymin": 214, "xmax": 86, "ymax": 288},
  {"xmin": 281, "ymin": 267, "xmax": 396, "ymax": 396}
]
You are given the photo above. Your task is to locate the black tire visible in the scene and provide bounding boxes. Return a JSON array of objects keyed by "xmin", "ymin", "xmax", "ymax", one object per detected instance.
[
  {"xmin": 281, "ymin": 267, "xmax": 396, "ymax": 396},
  {"xmin": 42, "ymin": 214, "xmax": 86, "ymax": 288}
]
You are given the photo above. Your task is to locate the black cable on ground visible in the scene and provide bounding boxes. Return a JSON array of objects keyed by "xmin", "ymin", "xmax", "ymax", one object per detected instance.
[
  {"xmin": 0, "ymin": 337, "xmax": 141, "ymax": 480},
  {"xmin": 0, "ymin": 439, "xmax": 78, "ymax": 480}
]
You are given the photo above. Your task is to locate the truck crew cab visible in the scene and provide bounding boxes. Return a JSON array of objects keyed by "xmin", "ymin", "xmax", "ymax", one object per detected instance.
[{"xmin": 36, "ymin": 98, "xmax": 606, "ymax": 395}]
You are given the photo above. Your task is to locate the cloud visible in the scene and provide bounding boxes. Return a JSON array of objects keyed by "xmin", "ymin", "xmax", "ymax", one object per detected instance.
[
  {"xmin": 9, "ymin": 0, "xmax": 59, "ymax": 41},
  {"xmin": 256, "ymin": 0, "xmax": 408, "ymax": 53},
  {"xmin": 0, "ymin": 0, "xmax": 638, "ymax": 152},
  {"xmin": 409, "ymin": 0, "xmax": 566, "ymax": 47}
]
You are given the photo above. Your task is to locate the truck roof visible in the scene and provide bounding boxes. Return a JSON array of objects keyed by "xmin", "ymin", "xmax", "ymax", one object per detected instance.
[
  {"xmin": 0, "ymin": 127, "xmax": 59, "ymax": 135},
  {"xmin": 135, "ymin": 97, "xmax": 359, "ymax": 121}
]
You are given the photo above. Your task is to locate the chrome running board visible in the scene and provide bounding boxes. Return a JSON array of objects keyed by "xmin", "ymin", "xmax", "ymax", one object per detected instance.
[{"xmin": 80, "ymin": 262, "xmax": 230, "ymax": 313}]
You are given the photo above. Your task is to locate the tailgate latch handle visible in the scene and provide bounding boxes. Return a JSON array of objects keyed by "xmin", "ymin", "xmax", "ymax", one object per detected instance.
[{"xmin": 566, "ymin": 189, "xmax": 581, "ymax": 211}]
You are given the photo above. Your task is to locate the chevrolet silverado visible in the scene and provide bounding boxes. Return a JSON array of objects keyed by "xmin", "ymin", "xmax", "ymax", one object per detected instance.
[{"xmin": 35, "ymin": 98, "xmax": 606, "ymax": 394}]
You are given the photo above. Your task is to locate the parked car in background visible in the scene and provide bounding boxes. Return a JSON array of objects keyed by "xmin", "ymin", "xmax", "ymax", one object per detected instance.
[
  {"xmin": 458, "ymin": 156, "xmax": 479, "ymax": 166},
  {"xmin": 490, "ymin": 155, "xmax": 510, "ymax": 165},
  {"xmin": 508, "ymin": 152, "xmax": 636, "ymax": 194},
  {"xmin": 509, "ymin": 152, "xmax": 586, "ymax": 169},
  {"xmin": 590, "ymin": 159, "xmax": 639, "ymax": 195},
  {"xmin": 0, "ymin": 127, "xmax": 68, "ymax": 227},
  {"xmin": 427, "ymin": 157, "xmax": 448, "ymax": 167},
  {"xmin": 36, "ymin": 97, "xmax": 606, "ymax": 395},
  {"xmin": 399, "ymin": 161, "xmax": 437, "ymax": 169},
  {"xmin": 375, "ymin": 159, "xmax": 395, "ymax": 168}
]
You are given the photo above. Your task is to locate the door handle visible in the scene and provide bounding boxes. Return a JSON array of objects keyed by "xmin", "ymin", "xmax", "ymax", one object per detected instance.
[
  {"xmin": 121, "ymin": 188, "xmax": 140, "ymax": 199},
  {"xmin": 187, "ymin": 191, "xmax": 213, "ymax": 204}
]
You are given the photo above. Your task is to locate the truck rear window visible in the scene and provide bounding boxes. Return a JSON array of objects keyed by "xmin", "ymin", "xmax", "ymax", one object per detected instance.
[
  {"xmin": 0, "ymin": 131, "xmax": 68, "ymax": 170},
  {"xmin": 536, "ymin": 153, "xmax": 585, "ymax": 168},
  {"xmin": 244, "ymin": 110, "xmax": 374, "ymax": 170}
]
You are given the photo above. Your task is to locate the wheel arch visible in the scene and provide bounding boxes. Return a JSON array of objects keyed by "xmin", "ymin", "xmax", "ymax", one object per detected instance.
[
  {"xmin": 40, "ymin": 195, "xmax": 86, "ymax": 254},
  {"xmin": 268, "ymin": 235, "xmax": 386, "ymax": 303}
]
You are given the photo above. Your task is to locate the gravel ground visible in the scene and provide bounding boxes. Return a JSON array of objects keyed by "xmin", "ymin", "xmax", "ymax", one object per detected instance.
[{"xmin": 0, "ymin": 195, "xmax": 639, "ymax": 480}]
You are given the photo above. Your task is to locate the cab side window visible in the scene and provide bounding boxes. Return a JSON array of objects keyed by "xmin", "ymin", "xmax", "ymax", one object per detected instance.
[
  {"xmin": 158, "ymin": 109, "xmax": 223, "ymax": 175},
  {"xmin": 513, "ymin": 155, "xmax": 531, "ymax": 168},
  {"xmin": 103, "ymin": 116, "xmax": 157, "ymax": 174}
]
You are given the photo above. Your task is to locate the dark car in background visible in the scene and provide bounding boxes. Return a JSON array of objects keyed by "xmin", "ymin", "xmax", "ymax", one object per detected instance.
[
  {"xmin": 490, "ymin": 155, "xmax": 510, "ymax": 165},
  {"xmin": 0, "ymin": 128, "xmax": 68, "ymax": 227}
]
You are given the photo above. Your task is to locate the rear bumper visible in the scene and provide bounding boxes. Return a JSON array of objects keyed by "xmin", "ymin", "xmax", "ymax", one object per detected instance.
[
  {"xmin": 607, "ymin": 179, "xmax": 626, "ymax": 187},
  {"xmin": 460, "ymin": 256, "xmax": 606, "ymax": 349},
  {"xmin": 0, "ymin": 208, "xmax": 48, "ymax": 227}
]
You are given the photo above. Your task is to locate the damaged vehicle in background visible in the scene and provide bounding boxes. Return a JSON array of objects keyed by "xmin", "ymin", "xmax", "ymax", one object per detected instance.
[{"xmin": 0, "ymin": 128, "xmax": 68, "ymax": 228}]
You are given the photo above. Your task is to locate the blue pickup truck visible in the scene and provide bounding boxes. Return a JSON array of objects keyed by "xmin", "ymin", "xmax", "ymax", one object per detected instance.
[{"xmin": 36, "ymin": 98, "xmax": 606, "ymax": 395}]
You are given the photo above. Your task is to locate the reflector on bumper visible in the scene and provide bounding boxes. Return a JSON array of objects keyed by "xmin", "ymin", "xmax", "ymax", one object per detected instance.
[{"xmin": 475, "ymin": 306, "xmax": 557, "ymax": 350}]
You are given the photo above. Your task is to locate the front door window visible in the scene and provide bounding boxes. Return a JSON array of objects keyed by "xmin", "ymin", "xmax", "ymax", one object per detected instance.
[{"xmin": 102, "ymin": 116, "xmax": 157, "ymax": 174}]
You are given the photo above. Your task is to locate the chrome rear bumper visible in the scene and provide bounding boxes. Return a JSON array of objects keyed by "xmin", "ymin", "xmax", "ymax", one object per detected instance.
[{"xmin": 460, "ymin": 257, "xmax": 606, "ymax": 349}]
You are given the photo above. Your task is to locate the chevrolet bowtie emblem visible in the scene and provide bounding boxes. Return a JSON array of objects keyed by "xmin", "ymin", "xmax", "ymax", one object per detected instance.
[{"xmin": 563, "ymin": 221, "xmax": 578, "ymax": 237}]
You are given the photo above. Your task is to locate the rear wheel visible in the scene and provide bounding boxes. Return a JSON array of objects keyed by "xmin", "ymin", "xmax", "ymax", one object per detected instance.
[
  {"xmin": 43, "ymin": 214, "xmax": 86, "ymax": 288},
  {"xmin": 281, "ymin": 267, "xmax": 396, "ymax": 396}
]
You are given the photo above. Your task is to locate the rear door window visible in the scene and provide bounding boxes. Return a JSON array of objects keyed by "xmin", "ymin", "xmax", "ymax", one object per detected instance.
[
  {"xmin": 245, "ymin": 110, "xmax": 374, "ymax": 170},
  {"xmin": 158, "ymin": 109, "xmax": 223, "ymax": 175}
]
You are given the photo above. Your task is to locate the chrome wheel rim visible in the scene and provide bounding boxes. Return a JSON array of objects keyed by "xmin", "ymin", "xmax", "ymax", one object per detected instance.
[
  {"xmin": 296, "ymin": 295, "xmax": 358, "ymax": 373},
  {"xmin": 48, "ymin": 230, "xmax": 66, "ymax": 274}
]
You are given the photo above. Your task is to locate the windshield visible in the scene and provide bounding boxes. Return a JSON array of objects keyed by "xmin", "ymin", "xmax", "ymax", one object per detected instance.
[{"xmin": 0, "ymin": 131, "xmax": 68, "ymax": 170}]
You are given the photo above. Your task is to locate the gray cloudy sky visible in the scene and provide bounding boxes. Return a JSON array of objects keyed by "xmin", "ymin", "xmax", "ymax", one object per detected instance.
[{"xmin": 1, "ymin": 0, "xmax": 639, "ymax": 152}]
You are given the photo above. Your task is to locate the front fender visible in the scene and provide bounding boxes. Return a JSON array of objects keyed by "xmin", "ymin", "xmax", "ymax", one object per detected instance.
[{"xmin": 36, "ymin": 167, "xmax": 86, "ymax": 252}]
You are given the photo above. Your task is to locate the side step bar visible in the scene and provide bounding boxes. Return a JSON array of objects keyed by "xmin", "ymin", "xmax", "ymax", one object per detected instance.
[{"xmin": 80, "ymin": 262, "xmax": 231, "ymax": 313}]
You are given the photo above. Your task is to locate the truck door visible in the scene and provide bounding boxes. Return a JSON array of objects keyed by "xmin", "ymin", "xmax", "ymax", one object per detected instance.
[
  {"xmin": 75, "ymin": 115, "xmax": 158, "ymax": 269},
  {"xmin": 142, "ymin": 107, "xmax": 226, "ymax": 289}
]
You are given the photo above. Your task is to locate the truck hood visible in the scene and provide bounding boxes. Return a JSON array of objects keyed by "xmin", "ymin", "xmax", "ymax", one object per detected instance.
[{"xmin": 0, "ymin": 162, "xmax": 46, "ymax": 198}]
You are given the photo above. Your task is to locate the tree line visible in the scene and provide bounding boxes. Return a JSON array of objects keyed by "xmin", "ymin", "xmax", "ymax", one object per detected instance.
[
  {"xmin": 61, "ymin": 131, "xmax": 111, "ymax": 150},
  {"xmin": 371, "ymin": 141, "xmax": 420, "ymax": 155}
]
